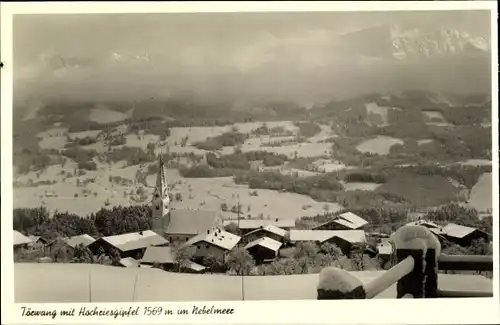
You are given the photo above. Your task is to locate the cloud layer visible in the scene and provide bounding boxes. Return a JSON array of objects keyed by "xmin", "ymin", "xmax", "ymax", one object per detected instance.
[{"xmin": 13, "ymin": 11, "xmax": 491, "ymax": 106}]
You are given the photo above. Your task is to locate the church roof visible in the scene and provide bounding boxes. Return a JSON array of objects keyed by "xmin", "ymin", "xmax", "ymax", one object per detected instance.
[{"xmin": 165, "ymin": 210, "xmax": 220, "ymax": 236}]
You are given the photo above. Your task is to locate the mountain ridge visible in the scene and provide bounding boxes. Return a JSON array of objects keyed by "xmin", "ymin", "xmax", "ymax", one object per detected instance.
[{"xmin": 338, "ymin": 23, "xmax": 489, "ymax": 61}]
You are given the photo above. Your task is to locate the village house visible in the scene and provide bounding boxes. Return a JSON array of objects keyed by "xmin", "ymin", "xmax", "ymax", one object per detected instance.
[
  {"xmin": 241, "ymin": 224, "xmax": 287, "ymax": 244},
  {"xmin": 441, "ymin": 223, "xmax": 491, "ymax": 247},
  {"xmin": 312, "ymin": 212, "xmax": 368, "ymax": 231},
  {"xmin": 288, "ymin": 230, "xmax": 367, "ymax": 256},
  {"xmin": 88, "ymin": 230, "xmax": 168, "ymax": 258},
  {"xmin": 182, "ymin": 228, "xmax": 241, "ymax": 263},
  {"xmin": 223, "ymin": 218, "xmax": 296, "ymax": 235},
  {"xmin": 244, "ymin": 237, "xmax": 282, "ymax": 264}
]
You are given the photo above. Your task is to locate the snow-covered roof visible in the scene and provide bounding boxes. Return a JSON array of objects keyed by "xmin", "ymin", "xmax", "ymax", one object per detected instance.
[
  {"xmin": 442, "ymin": 223, "xmax": 483, "ymax": 239},
  {"xmin": 142, "ymin": 246, "xmax": 176, "ymax": 264},
  {"xmin": 245, "ymin": 237, "xmax": 282, "ymax": 252},
  {"xmin": 119, "ymin": 257, "xmax": 141, "ymax": 268},
  {"xmin": 100, "ymin": 230, "xmax": 168, "ymax": 252},
  {"xmin": 243, "ymin": 224, "xmax": 288, "ymax": 238},
  {"xmin": 13, "ymin": 231, "xmax": 33, "ymax": 246},
  {"xmin": 65, "ymin": 234, "xmax": 96, "ymax": 248},
  {"xmin": 313, "ymin": 212, "xmax": 368, "ymax": 230},
  {"xmin": 337, "ymin": 212, "xmax": 369, "ymax": 229},
  {"xmin": 184, "ymin": 228, "xmax": 240, "ymax": 251}
]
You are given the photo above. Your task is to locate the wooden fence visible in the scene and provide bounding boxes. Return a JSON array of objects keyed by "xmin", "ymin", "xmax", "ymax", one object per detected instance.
[{"xmin": 317, "ymin": 225, "xmax": 493, "ymax": 299}]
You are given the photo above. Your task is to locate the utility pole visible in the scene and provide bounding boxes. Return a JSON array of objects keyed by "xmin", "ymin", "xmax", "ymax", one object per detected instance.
[{"xmin": 236, "ymin": 194, "xmax": 245, "ymax": 301}]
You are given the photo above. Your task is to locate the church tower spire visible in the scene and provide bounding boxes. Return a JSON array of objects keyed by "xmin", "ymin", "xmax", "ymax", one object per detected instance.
[{"xmin": 151, "ymin": 154, "xmax": 170, "ymax": 236}]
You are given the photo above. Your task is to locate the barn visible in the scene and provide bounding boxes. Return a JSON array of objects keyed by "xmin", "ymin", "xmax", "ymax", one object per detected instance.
[
  {"xmin": 88, "ymin": 230, "xmax": 168, "ymax": 259},
  {"xmin": 244, "ymin": 237, "xmax": 282, "ymax": 264}
]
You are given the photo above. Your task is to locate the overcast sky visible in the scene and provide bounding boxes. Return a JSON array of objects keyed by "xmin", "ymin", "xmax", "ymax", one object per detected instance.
[{"xmin": 13, "ymin": 10, "xmax": 491, "ymax": 105}]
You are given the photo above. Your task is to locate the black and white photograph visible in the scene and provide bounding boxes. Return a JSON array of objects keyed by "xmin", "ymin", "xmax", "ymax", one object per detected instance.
[{"xmin": 2, "ymin": 1, "xmax": 497, "ymax": 315}]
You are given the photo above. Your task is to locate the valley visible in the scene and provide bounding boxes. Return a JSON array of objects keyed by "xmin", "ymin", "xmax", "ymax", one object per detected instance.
[{"xmin": 13, "ymin": 91, "xmax": 493, "ymax": 223}]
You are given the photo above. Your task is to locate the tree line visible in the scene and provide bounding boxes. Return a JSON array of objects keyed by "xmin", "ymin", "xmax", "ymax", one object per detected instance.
[{"xmin": 13, "ymin": 205, "xmax": 152, "ymax": 240}]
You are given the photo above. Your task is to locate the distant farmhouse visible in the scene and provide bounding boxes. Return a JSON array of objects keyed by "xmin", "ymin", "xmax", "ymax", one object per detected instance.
[
  {"xmin": 441, "ymin": 223, "xmax": 490, "ymax": 247},
  {"xmin": 405, "ymin": 219, "xmax": 491, "ymax": 247}
]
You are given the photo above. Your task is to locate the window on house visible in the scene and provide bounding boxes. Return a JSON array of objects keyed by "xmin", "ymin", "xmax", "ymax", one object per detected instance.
[
  {"xmin": 156, "ymin": 205, "xmax": 160, "ymax": 210},
  {"xmin": 205, "ymin": 245, "xmax": 209, "ymax": 249},
  {"xmin": 155, "ymin": 194, "xmax": 159, "ymax": 198},
  {"xmin": 185, "ymin": 238, "xmax": 188, "ymax": 242},
  {"xmin": 197, "ymin": 245, "xmax": 200, "ymax": 249}
]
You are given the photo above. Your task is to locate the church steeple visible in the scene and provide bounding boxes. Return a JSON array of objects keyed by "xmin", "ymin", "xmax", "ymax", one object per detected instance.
[
  {"xmin": 151, "ymin": 154, "xmax": 170, "ymax": 236},
  {"xmin": 156, "ymin": 154, "xmax": 167, "ymax": 191}
]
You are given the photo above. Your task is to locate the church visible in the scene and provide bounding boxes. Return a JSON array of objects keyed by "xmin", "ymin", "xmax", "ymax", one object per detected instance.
[{"xmin": 151, "ymin": 155, "xmax": 223, "ymax": 243}]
